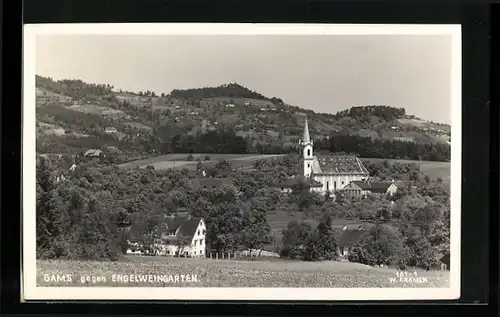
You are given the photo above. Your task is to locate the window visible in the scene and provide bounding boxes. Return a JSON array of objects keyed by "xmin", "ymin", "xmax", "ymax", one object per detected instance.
[
  {"xmin": 194, "ymin": 240, "xmax": 197, "ymax": 246},
  {"xmin": 201, "ymin": 239, "xmax": 204, "ymax": 245},
  {"xmin": 166, "ymin": 250, "xmax": 170, "ymax": 255},
  {"xmin": 341, "ymin": 181, "xmax": 344, "ymax": 185},
  {"xmin": 194, "ymin": 251, "xmax": 197, "ymax": 255},
  {"xmin": 197, "ymin": 230, "xmax": 200, "ymax": 235},
  {"xmin": 200, "ymin": 250, "xmax": 203, "ymax": 254},
  {"xmin": 307, "ymin": 163, "xmax": 310, "ymax": 168},
  {"xmin": 307, "ymin": 149, "xmax": 311, "ymax": 156},
  {"xmin": 334, "ymin": 181, "xmax": 337, "ymax": 189},
  {"xmin": 326, "ymin": 181, "xmax": 329, "ymax": 190}
]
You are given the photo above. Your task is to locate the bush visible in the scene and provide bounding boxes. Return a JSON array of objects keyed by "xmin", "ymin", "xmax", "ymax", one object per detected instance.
[
  {"xmin": 204, "ymin": 155, "xmax": 210, "ymax": 161},
  {"xmin": 348, "ymin": 224, "xmax": 407, "ymax": 267},
  {"xmin": 186, "ymin": 154, "xmax": 194, "ymax": 161}
]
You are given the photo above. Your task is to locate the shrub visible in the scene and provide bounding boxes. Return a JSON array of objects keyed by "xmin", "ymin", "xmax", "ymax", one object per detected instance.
[{"xmin": 348, "ymin": 224, "xmax": 407, "ymax": 267}]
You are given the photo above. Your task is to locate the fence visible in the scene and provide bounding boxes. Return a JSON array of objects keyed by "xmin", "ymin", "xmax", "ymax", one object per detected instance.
[{"xmin": 207, "ymin": 249, "xmax": 279, "ymax": 260}]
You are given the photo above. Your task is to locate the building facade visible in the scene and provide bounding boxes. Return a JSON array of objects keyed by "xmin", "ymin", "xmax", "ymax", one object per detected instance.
[
  {"xmin": 299, "ymin": 118, "xmax": 370, "ymax": 194},
  {"xmin": 156, "ymin": 214, "xmax": 207, "ymax": 258}
]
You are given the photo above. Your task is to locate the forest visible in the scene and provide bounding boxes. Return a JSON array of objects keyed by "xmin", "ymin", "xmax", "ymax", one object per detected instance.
[
  {"xmin": 170, "ymin": 83, "xmax": 271, "ymax": 100},
  {"xmin": 37, "ymin": 154, "xmax": 450, "ymax": 270}
]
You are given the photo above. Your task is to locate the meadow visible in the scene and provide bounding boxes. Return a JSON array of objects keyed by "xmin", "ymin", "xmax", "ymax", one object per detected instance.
[
  {"xmin": 37, "ymin": 256, "xmax": 449, "ymax": 288},
  {"xmin": 360, "ymin": 158, "xmax": 451, "ymax": 182},
  {"xmin": 119, "ymin": 154, "xmax": 450, "ymax": 182},
  {"xmin": 118, "ymin": 153, "xmax": 286, "ymax": 170}
]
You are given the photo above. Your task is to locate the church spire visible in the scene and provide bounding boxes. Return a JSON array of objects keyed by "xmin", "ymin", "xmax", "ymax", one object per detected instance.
[{"xmin": 302, "ymin": 117, "xmax": 310, "ymax": 144}]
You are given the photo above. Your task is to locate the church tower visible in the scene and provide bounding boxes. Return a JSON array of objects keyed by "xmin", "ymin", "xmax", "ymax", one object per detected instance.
[{"xmin": 301, "ymin": 117, "xmax": 314, "ymax": 177}]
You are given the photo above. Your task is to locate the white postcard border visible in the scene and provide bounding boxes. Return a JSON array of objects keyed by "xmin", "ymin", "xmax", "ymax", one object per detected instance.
[{"xmin": 22, "ymin": 23, "xmax": 462, "ymax": 301}]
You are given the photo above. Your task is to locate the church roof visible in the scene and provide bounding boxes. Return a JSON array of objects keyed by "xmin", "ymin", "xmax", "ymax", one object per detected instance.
[{"xmin": 313, "ymin": 155, "xmax": 369, "ymax": 175}]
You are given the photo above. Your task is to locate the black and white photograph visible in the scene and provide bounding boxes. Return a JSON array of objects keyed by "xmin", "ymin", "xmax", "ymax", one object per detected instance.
[{"xmin": 22, "ymin": 23, "xmax": 461, "ymax": 300}]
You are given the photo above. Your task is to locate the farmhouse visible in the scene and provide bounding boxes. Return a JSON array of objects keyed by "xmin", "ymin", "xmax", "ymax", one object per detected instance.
[
  {"xmin": 156, "ymin": 214, "xmax": 207, "ymax": 258},
  {"xmin": 342, "ymin": 180, "xmax": 398, "ymax": 198},
  {"xmin": 336, "ymin": 225, "xmax": 365, "ymax": 259},
  {"xmin": 299, "ymin": 118, "xmax": 369, "ymax": 194}
]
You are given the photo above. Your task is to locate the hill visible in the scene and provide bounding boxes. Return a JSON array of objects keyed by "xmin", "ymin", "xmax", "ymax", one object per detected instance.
[{"xmin": 35, "ymin": 75, "xmax": 451, "ymax": 163}]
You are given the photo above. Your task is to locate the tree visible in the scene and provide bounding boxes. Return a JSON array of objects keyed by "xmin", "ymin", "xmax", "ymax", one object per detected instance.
[
  {"xmin": 36, "ymin": 157, "xmax": 66, "ymax": 258},
  {"xmin": 240, "ymin": 196, "xmax": 272, "ymax": 255},
  {"xmin": 280, "ymin": 221, "xmax": 315, "ymax": 259},
  {"xmin": 175, "ymin": 236, "xmax": 191, "ymax": 257},
  {"xmin": 130, "ymin": 211, "xmax": 163, "ymax": 256},
  {"xmin": 348, "ymin": 224, "xmax": 408, "ymax": 267},
  {"xmin": 303, "ymin": 214, "xmax": 337, "ymax": 261},
  {"xmin": 205, "ymin": 187, "xmax": 245, "ymax": 252}
]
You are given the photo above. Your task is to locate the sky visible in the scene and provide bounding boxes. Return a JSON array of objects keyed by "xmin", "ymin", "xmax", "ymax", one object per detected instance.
[{"xmin": 35, "ymin": 34, "xmax": 452, "ymax": 124}]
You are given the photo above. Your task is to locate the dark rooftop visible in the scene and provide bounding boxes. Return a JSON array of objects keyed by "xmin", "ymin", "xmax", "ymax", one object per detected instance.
[
  {"xmin": 315, "ymin": 155, "xmax": 369, "ymax": 175},
  {"xmin": 350, "ymin": 181, "xmax": 395, "ymax": 193},
  {"xmin": 160, "ymin": 214, "xmax": 203, "ymax": 244}
]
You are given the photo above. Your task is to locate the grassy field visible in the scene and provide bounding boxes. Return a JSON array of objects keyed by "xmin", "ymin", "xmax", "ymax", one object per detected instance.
[
  {"xmin": 360, "ymin": 158, "xmax": 450, "ymax": 182},
  {"xmin": 118, "ymin": 153, "xmax": 286, "ymax": 171},
  {"xmin": 37, "ymin": 256, "xmax": 449, "ymax": 288},
  {"xmin": 119, "ymin": 153, "xmax": 450, "ymax": 182}
]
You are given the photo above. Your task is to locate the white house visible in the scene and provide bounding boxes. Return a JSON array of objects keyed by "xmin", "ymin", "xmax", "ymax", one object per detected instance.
[
  {"xmin": 299, "ymin": 118, "xmax": 370, "ymax": 194},
  {"xmin": 157, "ymin": 214, "xmax": 207, "ymax": 258},
  {"xmin": 105, "ymin": 127, "xmax": 118, "ymax": 133}
]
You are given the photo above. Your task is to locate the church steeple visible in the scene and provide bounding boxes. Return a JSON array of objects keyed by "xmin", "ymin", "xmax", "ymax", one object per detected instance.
[
  {"xmin": 302, "ymin": 117, "xmax": 311, "ymax": 144},
  {"xmin": 301, "ymin": 117, "xmax": 314, "ymax": 177}
]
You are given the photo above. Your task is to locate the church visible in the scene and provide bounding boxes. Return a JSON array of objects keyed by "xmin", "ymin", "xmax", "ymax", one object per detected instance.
[{"xmin": 298, "ymin": 118, "xmax": 370, "ymax": 194}]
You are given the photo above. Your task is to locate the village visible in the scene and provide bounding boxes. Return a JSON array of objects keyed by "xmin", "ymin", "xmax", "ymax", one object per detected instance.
[{"xmin": 37, "ymin": 113, "xmax": 453, "ymax": 273}]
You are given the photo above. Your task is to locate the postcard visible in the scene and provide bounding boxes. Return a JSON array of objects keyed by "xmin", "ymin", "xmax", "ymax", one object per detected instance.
[{"xmin": 22, "ymin": 23, "xmax": 461, "ymax": 301}]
